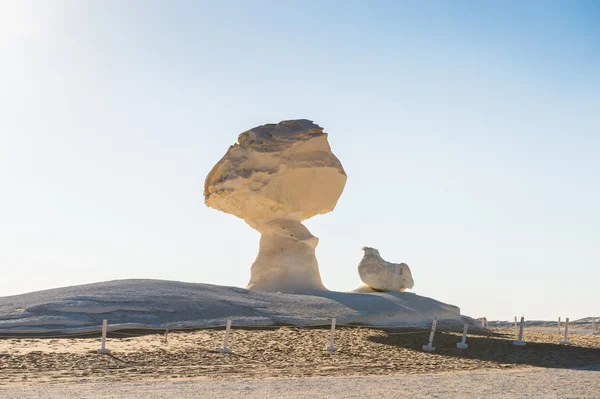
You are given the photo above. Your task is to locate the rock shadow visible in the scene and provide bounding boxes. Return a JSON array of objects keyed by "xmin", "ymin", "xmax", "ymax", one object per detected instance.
[{"xmin": 368, "ymin": 330, "xmax": 600, "ymax": 370}]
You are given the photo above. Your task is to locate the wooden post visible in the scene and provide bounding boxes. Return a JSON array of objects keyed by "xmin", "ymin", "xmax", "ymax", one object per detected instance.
[
  {"xmin": 560, "ymin": 318, "xmax": 570, "ymax": 345},
  {"xmin": 513, "ymin": 316, "xmax": 526, "ymax": 346},
  {"xmin": 97, "ymin": 319, "xmax": 110, "ymax": 354},
  {"xmin": 558, "ymin": 317, "xmax": 561, "ymax": 334},
  {"xmin": 422, "ymin": 317, "xmax": 437, "ymax": 352},
  {"xmin": 218, "ymin": 319, "xmax": 232, "ymax": 353},
  {"xmin": 326, "ymin": 318, "xmax": 337, "ymax": 352},
  {"xmin": 457, "ymin": 323, "xmax": 469, "ymax": 349}
]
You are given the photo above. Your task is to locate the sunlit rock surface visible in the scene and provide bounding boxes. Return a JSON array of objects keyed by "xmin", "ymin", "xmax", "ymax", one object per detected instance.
[
  {"xmin": 0, "ymin": 279, "xmax": 464, "ymax": 335},
  {"xmin": 358, "ymin": 247, "xmax": 414, "ymax": 292},
  {"xmin": 204, "ymin": 120, "xmax": 347, "ymax": 292}
]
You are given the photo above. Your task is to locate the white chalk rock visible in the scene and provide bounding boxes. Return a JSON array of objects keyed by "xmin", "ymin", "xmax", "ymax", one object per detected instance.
[
  {"xmin": 358, "ymin": 247, "xmax": 414, "ymax": 292},
  {"xmin": 205, "ymin": 120, "xmax": 347, "ymax": 292}
]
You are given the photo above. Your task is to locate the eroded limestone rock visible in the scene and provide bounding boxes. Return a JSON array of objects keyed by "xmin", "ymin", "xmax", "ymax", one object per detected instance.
[
  {"xmin": 358, "ymin": 247, "xmax": 414, "ymax": 292},
  {"xmin": 204, "ymin": 119, "xmax": 346, "ymax": 292}
]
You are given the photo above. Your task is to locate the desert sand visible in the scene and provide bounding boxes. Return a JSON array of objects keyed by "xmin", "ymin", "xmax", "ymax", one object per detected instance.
[
  {"xmin": 1, "ymin": 327, "xmax": 598, "ymax": 387},
  {"xmin": 2, "ymin": 368, "xmax": 600, "ymax": 399}
]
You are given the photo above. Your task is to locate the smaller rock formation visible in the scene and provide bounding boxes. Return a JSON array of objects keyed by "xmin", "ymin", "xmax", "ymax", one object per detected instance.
[{"xmin": 357, "ymin": 247, "xmax": 414, "ymax": 292}]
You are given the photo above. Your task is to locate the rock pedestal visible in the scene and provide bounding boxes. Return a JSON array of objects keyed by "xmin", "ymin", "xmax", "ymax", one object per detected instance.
[{"xmin": 247, "ymin": 218, "xmax": 324, "ymax": 291}]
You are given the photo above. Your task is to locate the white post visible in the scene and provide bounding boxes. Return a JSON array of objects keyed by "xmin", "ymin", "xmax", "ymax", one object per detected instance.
[
  {"xmin": 514, "ymin": 316, "xmax": 518, "ymax": 330},
  {"xmin": 326, "ymin": 318, "xmax": 337, "ymax": 352},
  {"xmin": 560, "ymin": 318, "xmax": 570, "ymax": 345},
  {"xmin": 513, "ymin": 316, "xmax": 526, "ymax": 346},
  {"xmin": 97, "ymin": 319, "xmax": 110, "ymax": 354},
  {"xmin": 422, "ymin": 317, "xmax": 437, "ymax": 352},
  {"xmin": 457, "ymin": 323, "xmax": 469, "ymax": 349},
  {"xmin": 218, "ymin": 319, "xmax": 232, "ymax": 353},
  {"xmin": 558, "ymin": 317, "xmax": 561, "ymax": 334}
]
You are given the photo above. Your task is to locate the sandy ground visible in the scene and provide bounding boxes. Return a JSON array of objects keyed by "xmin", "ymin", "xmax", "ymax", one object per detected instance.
[
  {"xmin": 0, "ymin": 326, "xmax": 599, "ymax": 387},
  {"xmin": 2, "ymin": 367, "xmax": 600, "ymax": 399}
]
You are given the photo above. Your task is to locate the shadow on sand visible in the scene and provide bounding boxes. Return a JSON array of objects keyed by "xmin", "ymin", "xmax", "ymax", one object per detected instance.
[{"xmin": 368, "ymin": 329, "xmax": 600, "ymax": 370}]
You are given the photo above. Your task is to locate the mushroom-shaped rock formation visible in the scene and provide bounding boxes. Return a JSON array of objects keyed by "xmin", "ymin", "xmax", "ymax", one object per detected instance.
[
  {"xmin": 204, "ymin": 119, "xmax": 347, "ymax": 293},
  {"xmin": 357, "ymin": 247, "xmax": 414, "ymax": 292}
]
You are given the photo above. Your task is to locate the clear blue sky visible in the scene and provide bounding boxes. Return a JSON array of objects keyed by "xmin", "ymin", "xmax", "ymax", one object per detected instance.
[{"xmin": 1, "ymin": 1, "xmax": 598, "ymax": 320}]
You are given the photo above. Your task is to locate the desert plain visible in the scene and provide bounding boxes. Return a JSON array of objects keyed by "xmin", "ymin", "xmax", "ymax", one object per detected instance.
[{"xmin": 1, "ymin": 326, "xmax": 598, "ymax": 385}]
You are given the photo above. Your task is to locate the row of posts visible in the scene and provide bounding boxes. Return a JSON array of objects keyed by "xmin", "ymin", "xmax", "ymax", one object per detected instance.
[
  {"xmin": 97, "ymin": 316, "xmax": 598, "ymax": 355},
  {"xmin": 513, "ymin": 315, "xmax": 598, "ymax": 347},
  {"xmin": 96, "ymin": 317, "xmax": 470, "ymax": 355}
]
